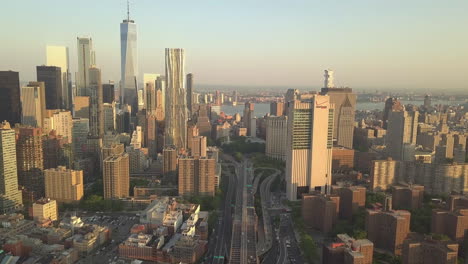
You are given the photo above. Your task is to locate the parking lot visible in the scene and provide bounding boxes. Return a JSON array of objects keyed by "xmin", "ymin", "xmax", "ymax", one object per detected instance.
[{"xmin": 75, "ymin": 212, "xmax": 140, "ymax": 264}]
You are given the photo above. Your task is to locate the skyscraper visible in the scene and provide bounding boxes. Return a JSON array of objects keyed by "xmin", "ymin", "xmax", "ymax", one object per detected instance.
[
  {"xmin": 72, "ymin": 118, "xmax": 89, "ymax": 159},
  {"xmin": 88, "ymin": 67, "xmax": 104, "ymax": 138},
  {"xmin": 0, "ymin": 71, "xmax": 22, "ymax": 125},
  {"xmin": 165, "ymin": 48, "xmax": 187, "ymax": 150},
  {"xmin": 186, "ymin": 73, "xmax": 194, "ymax": 113},
  {"xmin": 44, "ymin": 166, "xmax": 83, "ymax": 202},
  {"xmin": 103, "ymin": 82, "xmax": 115, "ymax": 104},
  {"xmin": 120, "ymin": 8, "xmax": 138, "ymax": 108},
  {"xmin": 103, "ymin": 153, "xmax": 129, "ymax": 199},
  {"xmin": 178, "ymin": 156, "xmax": 216, "ymax": 197},
  {"xmin": 243, "ymin": 102, "xmax": 255, "ymax": 136},
  {"xmin": 76, "ymin": 37, "xmax": 95, "ymax": 96},
  {"xmin": 46, "ymin": 46, "xmax": 72, "ymax": 110},
  {"xmin": 15, "ymin": 126, "xmax": 44, "ymax": 200},
  {"xmin": 0, "ymin": 121, "xmax": 23, "ymax": 213},
  {"xmin": 324, "ymin": 69, "xmax": 334, "ymax": 88},
  {"xmin": 21, "ymin": 82, "xmax": 46, "ymax": 127},
  {"xmin": 37, "ymin": 66, "xmax": 63, "ymax": 110},
  {"xmin": 285, "ymin": 95, "xmax": 334, "ymax": 200},
  {"xmin": 386, "ymin": 110, "xmax": 419, "ymax": 160},
  {"xmin": 320, "ymin": 70, "xmax": 356, "ymax": 149},
  {"xmin": 142, "ymin": 73, "xmax": 159, "ymax": 110}
]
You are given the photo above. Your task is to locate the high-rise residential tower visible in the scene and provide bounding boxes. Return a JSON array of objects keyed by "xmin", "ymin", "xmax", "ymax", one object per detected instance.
[
  {"xmin": 320, "ymin": 70, "xmax": 356, "ymax": 149},
  {"xmin": 103, "ymin": 153, "xmax": 129, "ymax": 199},
  {"xmin": 164, "ymin": 48, "xmax": 187, "ymax": 150},
  {"xmin": 0, "ymin": 121, "xmax": 23, "ymax": 213},
  {"xmin": 0, "ymin": 71, "xmax": 22, "ymax": 125},
  {"xmin": 46, "ymin": 46, "xmax": 72, "ymax": 109},
  {"xmin": 15, "ymin": 126, "xmax": 44, "ymax": 200},
  {"xmin": 120, "ymin": 7, "xmax": 138, "ymax": 108},
  {"xmin": 37, "ymin": 66, "xmax": 63, "ymax": 110},
  {"xmin": 186, "ymin": 73, "xmax": 194, "ymax": 113},
  {"xmin": 285, "ymin": 96, "xmax": 334, "ymax": 200},
  {"xmin": 76, "ymin": 37, "xmax": 95, "ymax": 96}
]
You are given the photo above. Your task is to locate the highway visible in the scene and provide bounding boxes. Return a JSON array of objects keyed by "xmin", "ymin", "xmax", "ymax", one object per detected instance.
[
  {"xmin": 208, "ymin": 163, "xmax": 237, "ymax": 264},
  {"xmin": 229, "ymin": 159, "xmax": 258, "ymax": 264}
]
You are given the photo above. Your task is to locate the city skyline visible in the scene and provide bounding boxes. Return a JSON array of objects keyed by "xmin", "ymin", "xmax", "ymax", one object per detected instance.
[{"xmin": 1, "ymin": 0, "xmax": 467, "ymax": 90}]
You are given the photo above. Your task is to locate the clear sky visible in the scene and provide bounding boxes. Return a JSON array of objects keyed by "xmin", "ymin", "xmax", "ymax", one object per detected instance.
[{"xmin": 1, "ymin": 0, "xmax": 467, "ymax": 90}]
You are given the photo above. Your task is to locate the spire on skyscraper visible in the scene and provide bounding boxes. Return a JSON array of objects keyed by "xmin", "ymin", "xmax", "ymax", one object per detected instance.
[{"xmin": 127, "ymin": 0, "xmax": 130, "ymax": 21}]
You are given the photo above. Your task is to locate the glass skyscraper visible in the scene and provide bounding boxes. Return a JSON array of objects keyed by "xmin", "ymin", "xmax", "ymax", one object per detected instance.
[
  {"xmin": 120, "ymin": 16, "xmax": 138, "ymax": 108},
  {"xmin": 76, "ymin": 37, "xmax": 95, "ymax": 96}
]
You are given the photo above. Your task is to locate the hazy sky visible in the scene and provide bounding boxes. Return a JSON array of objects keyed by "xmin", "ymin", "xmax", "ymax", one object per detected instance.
[{"xmin": 1, "ymin": 0, "xmax": 467, "ymax": 90}]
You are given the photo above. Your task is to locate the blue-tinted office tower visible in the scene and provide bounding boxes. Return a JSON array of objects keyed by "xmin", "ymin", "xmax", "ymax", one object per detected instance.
[{"xmin": 120, "ymin": 5, "xmax": 138, "ymax": 110}]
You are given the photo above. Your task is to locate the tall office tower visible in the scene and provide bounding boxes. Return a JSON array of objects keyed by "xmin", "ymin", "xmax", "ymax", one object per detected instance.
[
  {"xmin": 383, "ymin": 97, "xmax": 404, "ymax": 129},
  {"xmin": 0, "ymin": 71, "xmax": 21, "ymax": 125},
  {"xmin": 15, "ymin": 126, "xmax": 44, "ymax": 200},
  {"xmin": 156, "ymin": 76, "xmax": 166, "ymax": 111},
  {"xmin": 243, "ymin": 102, "xmax": 255, "ymax": 136},
  {"xmin": 120, "ymin": 8, "xmax": 138, "ymax": 108},
  {"xmin": 265, "ymin": 116, "xmax": 288, "ymax": 161},
  {"xmin": 163, "ymin": 145, "xmax": 178, "ymax": 176},
  {"xmin": 366, "ymin": 207, "xmax": 411, "ymax": 255},
  {"xmin": 232, "ymin": 90, "xmax": 238, "ymax": 105},
  {"xmin": 285, "ymin": 96, "xmax": 334, "ymax": 201},
  {"xmin": 76, "ymin": 37, "xmax": 95, "ymax": 96},
  {"xmin": 44, "ymin": 166, "xmax": 83, "ymax": 202},
  {"xmin": 423, "ymin": 94, "xmax": 432, "ymax": 108},
  {"xmin": 186, "ymin": 73, "xmax": 194, "ymax": 113},
  {"xmin": 178, "ymin": 157, "xmax": 216, "ymax": 196},
  {"xmin": 146, "ymin": 115, "xmax": 157, "ymax": 159},
  {"xmin": 320, "ymin": 71, "xmax": 356, "ymax": 149},
  {"xmin": 25, "ymin": 81, "xmax": 47, "ymax": 125},
  {"xmin": 0, "ymin": 121, "xmax": 23, "ymax": 213},
  {"xmin": 103, "ymin": 102, "xmax": 116, "ymax": 132},
  {"xmin": 37, "ymin": 66, "xmax": 63, "ymax": 110},
  {"xmin": 137, "ymin": 89, "xmax": 145, "ymax": 111},
  {"xmin": 165, "ymin": 48, "xmax": 187, "ymax": 150},
  {"xmin": 145, "ymin": 81, "xmax": 157, "ymax": 115},
  {"xmin": 103, "ymin": 153, "xmax": 129, "ymax": 199},
  {"xmin": 324, "ymin": 69, "xmax": 334, "ymax": 88},
  {"xmin": 214, "ymin": 90, "xmax": 222, "ymax": 106},
  {"xmin": 46, "ymin": 46, "xmax": 72, "ymax": 110},
  {"xmin": 88, "ymin": 67, "xmax": 104, "ymax": 138},
  {"xmin": 143, "ymin": 73, "xmax": 159, "ymax": 109},
  {"xmin": 21, "ymin": 83, "xmax": 46, "ymax": 127},
  {"xmin": 270, "ymin": 101, "xmax": 284, "ymax": 116},
  {"xmin": 72, "ymin": 118, "xmax": 89, "ymax": 159},
  {"xmin": 386, "ymin": 110, "xmax": 419, "ymax": 160},
  {"xmin": 103, "ymin": 82, "xmax": 115, "ymax": 104},
  {"xmin": 86, "ymin": 68, "xmax": 103, "ymax": 171},
  {"xmin": 43, "ymin": 110, "xmax": 73, "ymax": 143}
]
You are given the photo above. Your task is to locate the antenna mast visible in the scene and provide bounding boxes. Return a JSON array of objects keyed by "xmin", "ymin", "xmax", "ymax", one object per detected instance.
[{"xmin": 127, "ymin": 0, "xmax": 130, "ymax": 21}]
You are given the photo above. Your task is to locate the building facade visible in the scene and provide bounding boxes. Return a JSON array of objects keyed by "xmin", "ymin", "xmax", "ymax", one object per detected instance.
[
  {"xmin": 164, "ymin": 48, "xmax": 187, "ymax": 150},
  {"xmin": 44, "ymin": 166, "xmax": 84, "ymax": 202},
  {"xmin": 285, "ymin": 96, "xmax": 334, "ymax": 200},
  {"xmin": 0, "ymin": 121, "xmax": 23, "ymax": 213}
]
